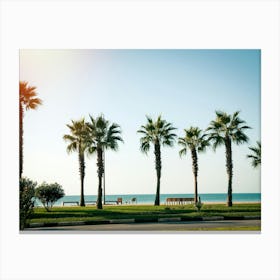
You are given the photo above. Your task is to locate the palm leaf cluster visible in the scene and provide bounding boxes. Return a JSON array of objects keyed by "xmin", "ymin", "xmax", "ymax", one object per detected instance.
[
  {"xmin": 207, "ymin": 111, "xmax": 250, "ymax": 149},
  {"xmin": 247, "ymin": 141, "xmax": 261, "ymax": 168},
  {"xmin": 20, "ymin": 81, "xmax": 42, "ymax": 110},
  {"xmin": 87, "ymin": 115, "xmax": 123, "ymax": 153},
  {"xmin": 138, "ymin": 115, "xmax": 177, "ymax": 153}
]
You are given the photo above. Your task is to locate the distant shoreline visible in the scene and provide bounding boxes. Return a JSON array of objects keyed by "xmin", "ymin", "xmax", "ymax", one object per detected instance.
[
  {"xmin": 34, "ymin": 193, "xmax": 261, "ymax": 207},
  {"xmin": 203, "ymin": 201, "xmax": 261, "ymax": 205}
]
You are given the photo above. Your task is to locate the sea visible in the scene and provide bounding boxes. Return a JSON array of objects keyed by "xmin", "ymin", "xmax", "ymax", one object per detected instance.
[{"xmin": 34, "ymin": 193, "xmax": 261, "ymax": 206}]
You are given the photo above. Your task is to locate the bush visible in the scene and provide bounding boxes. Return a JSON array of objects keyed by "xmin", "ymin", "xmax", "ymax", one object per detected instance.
[
  {"xmin": 20, "ymin": 177, "xmax": 36, "ymax": 230},
  {"xmin": 35, "ymin": 182, "xmax": 65, "ymax": 211}
]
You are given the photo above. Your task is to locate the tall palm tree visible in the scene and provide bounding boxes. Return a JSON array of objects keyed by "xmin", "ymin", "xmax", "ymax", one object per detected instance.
[
  {"xmin": 178, "ymin": 126, "xmax": 209, "ymax": 203},
  {"xmin": 137, "ymin": 115, "xmax": 177, "ymax": 206},
  {"xmin": 207, "ymin": 111, "xmax": 250, "ymax": 207},
  {"xmin": 247, "ymin": 141, "xmax": 261, "ymax": 168},
  {"xmin": 19, "ymin": 81, "xmax": 42, "ymax": 178},
  {"xmin": 63, "ymin": 118, "xmax": 89, "ymax": 206},
  {"xmin": 87, "ymin": 114, "xmax": 123, "ymax": 209}
]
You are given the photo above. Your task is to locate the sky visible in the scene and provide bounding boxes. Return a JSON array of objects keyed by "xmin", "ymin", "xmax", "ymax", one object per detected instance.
[{"xmin": 20, "ymin": 49, "xmax": 261, "ymax": 196}]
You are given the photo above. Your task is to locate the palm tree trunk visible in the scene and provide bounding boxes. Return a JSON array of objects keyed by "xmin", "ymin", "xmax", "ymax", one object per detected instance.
[
  {"xmin": 191, "ymin": 149, "xmax": 198, "ymax": 203},
  {"xmin": 96, "ymin": 148, "xmax": 103, "ymax": 209},
  {"xmin": 103, "ymin": 150, "xmax": 106, "ymax": 205},
  {"xmin": 225, "ymin": 137, "xmax": 233, "ymax": 207},
  {"xmin": 79, "ymin": 150, "xmax": 85, "ymax": 207},
  {"xmin": 154, "ymin": 141, "xmax": 161, "ymax": 206},
  {"xmin": 19, "ymin": 103, "xmax": 23, "ymax": 178}
]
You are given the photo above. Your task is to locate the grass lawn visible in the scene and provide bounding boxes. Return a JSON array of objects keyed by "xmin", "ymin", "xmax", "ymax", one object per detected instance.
[{"xmin": 29, "ymin": 203, "xmax": 261, "ymax": 225}]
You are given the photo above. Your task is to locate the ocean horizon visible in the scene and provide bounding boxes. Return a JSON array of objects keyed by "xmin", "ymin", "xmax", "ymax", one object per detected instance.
[{"xmin": 34, "ymin": 193, "xmax": 261, "ymax": 206}]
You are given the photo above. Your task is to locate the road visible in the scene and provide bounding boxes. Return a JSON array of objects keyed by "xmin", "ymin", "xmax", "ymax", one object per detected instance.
[{"xmin": 26, "ymin": 219, "xmax": 260, "ymax": 232}]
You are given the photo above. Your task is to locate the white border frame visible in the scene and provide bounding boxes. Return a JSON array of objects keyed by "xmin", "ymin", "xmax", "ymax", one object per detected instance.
[{"xmin": 1, "ymin": 1, "xmax": 279, "ymax": 280}]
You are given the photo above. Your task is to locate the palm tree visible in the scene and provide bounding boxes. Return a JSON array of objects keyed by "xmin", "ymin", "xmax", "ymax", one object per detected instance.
[
  {"xmin": 178, "ymin": 127, "xmax": 209, "ymax": 203},
  {"xmin": 247, "ymin": 141, "xmax": 261, "ymax": 168},
  {"xmin": 19, "ymin": 81, "xmax": 42, "ymax": 178},
  {"xmin": 63, "ymin": 118, "xmax": 89, "ymax": 206},
  {"xmin": 207, "ymin": 111, "xmax": 250, "ymax": 206},
  {"xmin": 137, "ymin": 115, "xmax": 177, "ymax": 206},
  {"xmin": 87, "ymin": 114, "xmax": 123, "ymax": 209}
]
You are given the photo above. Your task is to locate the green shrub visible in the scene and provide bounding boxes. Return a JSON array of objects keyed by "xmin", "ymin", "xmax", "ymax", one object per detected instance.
[
  {"xmin": 35, "ymin": 182, "xmax": 65, "ymax": 211},
  {"xmin": 20, "ymin": 177, "xmax": 36, "ymax": 230}
]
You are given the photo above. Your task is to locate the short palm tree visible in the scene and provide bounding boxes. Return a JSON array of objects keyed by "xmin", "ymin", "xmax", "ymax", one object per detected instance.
[
  {"xmin": 63, "ymin": 118, "xmax": 89, "ymax": 206},
  {"xmin": 19, "ymin": 81, "xmax": 42, "ymax": 178},
  {"xmin": 247, "ymin": 141, "xmax": 261, "ymax": 168},
  {"xmin": 87, "ymin": 114, "xmax": 123, "ymax": 209},
  {"xmin": 207, "ymin": 111, "xmax": 250, "ymax": 206},
  {"xmin": 137, "ymin": 115, "xmax": 177, "ymax": 206},
  {"xmin": 178, "ymin": 127, "xmax": 209, "ymax": 203}
]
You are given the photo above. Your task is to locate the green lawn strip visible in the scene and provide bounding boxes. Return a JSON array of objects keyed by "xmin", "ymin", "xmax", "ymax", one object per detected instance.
[{"xmin": 29, "ymin": 203, "xmax": 261, "ymax": 225}]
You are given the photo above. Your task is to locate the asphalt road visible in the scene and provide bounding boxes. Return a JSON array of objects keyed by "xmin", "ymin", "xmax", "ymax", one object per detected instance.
[{"xmin": 26, "ymin": 219, "xmax": 261, "ymax": 232}]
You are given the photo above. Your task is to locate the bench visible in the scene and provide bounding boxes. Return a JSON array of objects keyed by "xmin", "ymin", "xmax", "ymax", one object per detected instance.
[
  {"xmin": 165, "ymin": 197, "xmax": 195, "ymax": 205},
  {"xmin": 105, "ymin": 198, "xmax": 123, "ymax": 205},
  {"xmin": 63, "ymin": 198, "xmax": 123, "ymax": 206},
  {"xmin": 62, "ymin": 201, "xmax": 79, "ymax": 206}
]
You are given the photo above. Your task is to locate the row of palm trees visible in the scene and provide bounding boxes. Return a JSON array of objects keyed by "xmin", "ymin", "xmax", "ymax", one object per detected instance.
[
  {"xmin": 138, "ymin": 113, "xmax": 261, "ymax": 207},
  {"xmin": 64, "ymin": 112, "xmax": 261, "ymax": 209},
  {"xmin": 63, "ymin": 115, "xmax": 123, "ymax": 209},
  {"xmin": 20, "ymin": 81, "xmax": 261, "ymax": 210}
]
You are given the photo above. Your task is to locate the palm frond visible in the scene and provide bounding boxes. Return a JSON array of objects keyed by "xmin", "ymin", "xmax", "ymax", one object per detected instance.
[
  {"xmin": 140, "ymin": 140, "xmax": 150, "ymax": 154},
  {"xmin": 247, "ymin": 141, "xmax": 261, "ymax": 168},
  {"xmin": 178, "ymin": 138, "xmax": 188, "ymax": 157},
  {"xmin": 66, "ymin": 142, "xmax": 78, "ymax": 154},
  {"xmin": 63, "ymin": 134, "xmax": 76, "ymax": 142},
  {"xmin": 210, "ymin": 135, "xmax": 225, "ymax": 151}
]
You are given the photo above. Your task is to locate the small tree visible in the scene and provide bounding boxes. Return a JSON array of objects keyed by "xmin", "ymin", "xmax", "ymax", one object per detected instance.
[
  {"xmin": 20, "ymin": 177, "xmax": 36, "ymax": 230},
  {"xmin": 35, "ymin": 182, "xmax": 65, "ymax": 211}
]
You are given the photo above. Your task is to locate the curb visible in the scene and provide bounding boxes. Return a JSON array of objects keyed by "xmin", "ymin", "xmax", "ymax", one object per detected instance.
[
  {"xmin": 158, "ymin": 217, "xmax": 181, "ymax": 222},
  {"xmin": 27, "ymin": 215, "xmax": 261, "ymax": 228},
  {"xmin": 243, "ymin": 216, "xmax": 261, "ymax": 220},
  {"xmin": 202, "ymin": 216, "xmax": 224, "ymax": 221},
  {"xmin": 109, "ymin": 219, "xmax": 135, "ymax": 224}
]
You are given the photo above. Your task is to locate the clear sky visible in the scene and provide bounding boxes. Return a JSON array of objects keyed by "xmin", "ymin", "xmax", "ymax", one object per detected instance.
[{"xmin": 20, "ymin": 49, "xmax": 261, "ymax": 195}]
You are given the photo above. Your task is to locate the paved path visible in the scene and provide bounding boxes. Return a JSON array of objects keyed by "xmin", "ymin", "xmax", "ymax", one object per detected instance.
[{"xmin": 26, "ymin": 219, "xmax": 260, "ymax": 232}]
